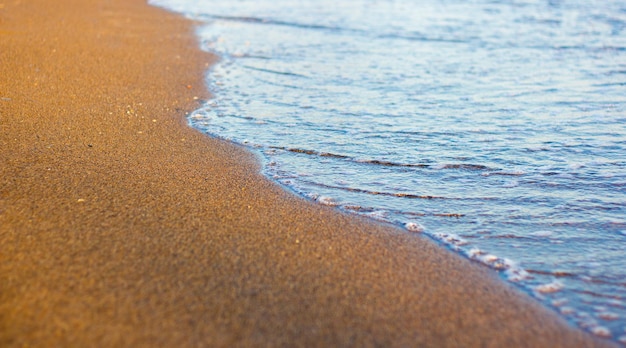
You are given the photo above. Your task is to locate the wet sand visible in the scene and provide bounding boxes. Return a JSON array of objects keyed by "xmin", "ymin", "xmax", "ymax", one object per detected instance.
[{"xmin": 0, "ymin": 0, "xmax": 613, "ymax": 346}]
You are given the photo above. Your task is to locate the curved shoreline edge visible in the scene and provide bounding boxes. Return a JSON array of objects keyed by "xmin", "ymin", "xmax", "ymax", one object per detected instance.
[{"xmin": 0, "ymin": 0, "xmax": 613, "ymax": 346}]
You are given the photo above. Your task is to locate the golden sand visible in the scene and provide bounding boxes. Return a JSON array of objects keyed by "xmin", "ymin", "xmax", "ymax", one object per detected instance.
[{"xmin": 0, "ymin": 0, "xmax": 612, "ymax": 346}]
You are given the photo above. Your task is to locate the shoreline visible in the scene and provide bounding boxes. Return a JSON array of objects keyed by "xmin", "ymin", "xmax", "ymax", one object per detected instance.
[{"xmin": 0, "ymin": 0, "xmax": 613, "ymax": 346}]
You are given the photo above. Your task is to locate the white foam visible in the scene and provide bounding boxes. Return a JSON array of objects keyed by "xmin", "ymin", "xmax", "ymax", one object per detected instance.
[
  {"xmin": 466, "ymin": 248, "xmax": 483, "ymax": 258},
  {"xmin": 552, "ymin": 298, "xmax": 569, "ymax": 307},
  {"xmin": 317, "ymin": 196, "xmax": 338, "ymax": 206},
  {"xmin": 505, "ymin": 267, "xmax": 530, "ymax": 282},
  {"xmin": 433, "ymin": 233, "xmax": 468, "ymax": 249},
  {"xmin": 535, "ymin": 280, "xmax": 564, "ymax": 294},
  {"xmin": 590, "ymin": 326, "xmax": 612, "ymax": 338},
  {"xmin": 469, "ymin": 249, "xmax": 494, "ymax": 262},
  {"xmin": 306, "ymin": 193, "xmax": 319, "ymax": 200},
  {"xmin": 481, "ymin": 254, "xmax": 499, "ymax": 263},
  {"xmin": 405, "ymin": 222, "xmax": 425, "ymax": 233},
  {"xmin": 597, "ymin": 312, "xmax": 620, "ymax": 321},
  {"xmin": 363, "ymin": 211, "xmax": 389, "ymax": 222},
  {"xmin": 578, "ymin": 316, "xmax": 599, "ymax": 329},
  {"xmin": 607, "ymin": 299, "xmax": 623, "ymax": 307},
  {"xmin": 465, "ymin": 249, "xmax": 528, "ymax": 277}
]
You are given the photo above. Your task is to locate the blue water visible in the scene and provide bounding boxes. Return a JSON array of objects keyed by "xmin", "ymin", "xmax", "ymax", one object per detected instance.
[{"xmin": 150, "ymin": 0, "xmax": 626, "ymax": 342}]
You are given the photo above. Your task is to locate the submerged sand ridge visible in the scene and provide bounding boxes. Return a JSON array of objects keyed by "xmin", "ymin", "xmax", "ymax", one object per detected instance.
[{"xmin": 0, "ymin": 0, "xmax": 614, "ymax": 346}]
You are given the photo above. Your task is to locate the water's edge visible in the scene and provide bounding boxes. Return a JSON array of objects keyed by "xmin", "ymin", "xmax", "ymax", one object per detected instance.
[
  {"xmin": 185, "ymin": 62, "xmax": 614, "ymax": 345},
  {"xmin": 150, "ymin": 0, "xmax": 625, "ymax": 344}
]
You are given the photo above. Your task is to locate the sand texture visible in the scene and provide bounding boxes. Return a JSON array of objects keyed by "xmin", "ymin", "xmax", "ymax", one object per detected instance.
[{"xmin": 0, "ymin": 0, "xmax": 614, "ymax": 346}]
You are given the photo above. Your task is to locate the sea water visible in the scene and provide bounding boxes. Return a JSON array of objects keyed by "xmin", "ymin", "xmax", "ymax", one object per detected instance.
[{"xmin": 150, "ymin": 0, "xmax": 626, "ymax": 342}]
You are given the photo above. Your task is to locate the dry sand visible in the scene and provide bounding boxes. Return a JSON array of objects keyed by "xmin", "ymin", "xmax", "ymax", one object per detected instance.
[{"xmin": 0, "ymin": 0, "xmax": 614, "ymax": 346}]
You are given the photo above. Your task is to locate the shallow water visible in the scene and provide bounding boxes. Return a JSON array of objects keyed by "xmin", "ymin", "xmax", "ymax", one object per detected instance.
[{"xmin": 150, "ymin": 0, "xmax": 626, "ymax": 342}]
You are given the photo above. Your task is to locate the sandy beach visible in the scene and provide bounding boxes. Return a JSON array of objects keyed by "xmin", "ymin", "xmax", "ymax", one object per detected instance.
[{"xmin": 0, "ymin": 0, "xmax": 613, "ymax": 346}]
